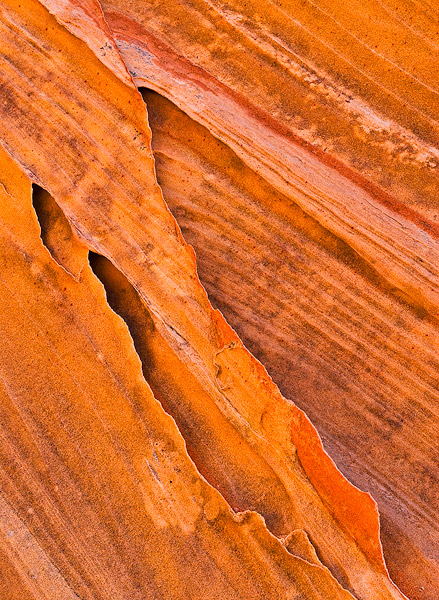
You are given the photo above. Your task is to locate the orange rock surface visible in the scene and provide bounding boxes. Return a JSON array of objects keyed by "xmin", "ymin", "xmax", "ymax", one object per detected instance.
[{"xmin": 0, "ymin": 0, "xmax": 437, "ymax": 599}]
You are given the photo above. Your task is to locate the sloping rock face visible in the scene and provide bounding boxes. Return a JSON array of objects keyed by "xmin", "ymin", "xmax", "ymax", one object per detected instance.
[
  {"xmin": 0, "ymin": 1, "xmax": 437, "ymax": 600},
  {"xmin": 144, "ymin": 91, "xmax": 439, "ymax": 600}
]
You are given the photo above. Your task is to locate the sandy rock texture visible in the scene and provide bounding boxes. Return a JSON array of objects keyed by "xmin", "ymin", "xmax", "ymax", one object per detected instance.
[{"xmin": 0, "ymin": 1, "xmax": 437, "ymax": 599}]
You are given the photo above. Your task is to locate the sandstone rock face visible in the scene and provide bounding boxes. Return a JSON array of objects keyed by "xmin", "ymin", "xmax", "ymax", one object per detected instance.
[{"xmin": 0, "ymin": 1, "xmax": 437, "ymax": 600}]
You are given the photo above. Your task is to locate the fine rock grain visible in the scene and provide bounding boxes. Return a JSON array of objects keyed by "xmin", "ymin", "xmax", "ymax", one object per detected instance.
[{"xmin": 0, "ymin": 0, "xmax": 436, "ymax": 599}]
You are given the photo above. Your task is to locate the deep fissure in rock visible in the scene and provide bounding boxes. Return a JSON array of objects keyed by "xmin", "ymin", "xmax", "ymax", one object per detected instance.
[{"xmin": 32, "ymin": 184, "xmax": 86, "ymax": 278}]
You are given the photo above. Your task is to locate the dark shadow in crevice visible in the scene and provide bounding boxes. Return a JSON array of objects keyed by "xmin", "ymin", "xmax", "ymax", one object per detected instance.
[
  {"xmin": 88, "ymin": 251, "xmax": 156, "ymax": 377},
  {"xmin": 32, "ymin": 184, "xmax": 86, "ymax": 278}
]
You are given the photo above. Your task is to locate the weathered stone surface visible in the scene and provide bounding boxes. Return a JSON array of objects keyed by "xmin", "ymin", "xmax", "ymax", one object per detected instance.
[
  {"xmin": 0, "ymin": 0, "xmax": 437, "ymax": 599},
  {"xmin": 145, "ymin": 90, "xmax": 439, "ymax": 600}
]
